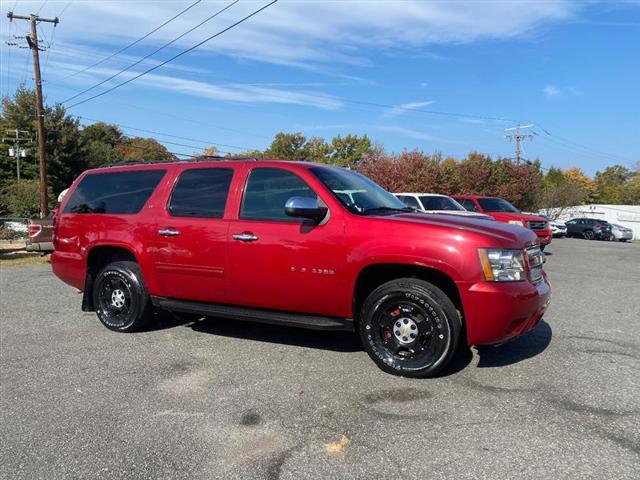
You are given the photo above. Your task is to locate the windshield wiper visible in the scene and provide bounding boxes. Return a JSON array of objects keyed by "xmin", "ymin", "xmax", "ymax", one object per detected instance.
[{"xmin": 362, "ymin": 206, "xmax": 414, "ymax": 215}]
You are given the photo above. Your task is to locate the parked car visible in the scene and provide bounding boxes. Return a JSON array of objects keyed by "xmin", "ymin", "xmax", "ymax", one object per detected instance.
[
  {"xmin": 51, "ymin": 159, "xmax": 550, "ymax": 378},
  {"xmin": 394, "ymin": 193, "xmax": 494, "ymax": 220},
  {"xmin": 538, "ymin": 214, "xmax": 567, "ymax": 238},
  {"xmin": 564, "ymin": 218, "xmax": 612, "ymax": 240},
  {"xmin": 452, "ymin": 195, "xmax": 553, "ymax": 250},
  {"xmin": 609, "ymin": 223, "xmax": 633, "ymax": 242},
  {"xmin": 25, "ymin": 212, "xmax": 55, "ymax": 252}
]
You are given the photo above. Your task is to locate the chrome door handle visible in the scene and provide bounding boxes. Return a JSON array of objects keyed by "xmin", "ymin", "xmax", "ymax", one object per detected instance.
[
  {"xmin": 232, "ymin": 233, "xmax": 258, "ymax": 242},
  {"xmin": 158, "ymin": 228, "xmax": 180, "ymax": 236}
]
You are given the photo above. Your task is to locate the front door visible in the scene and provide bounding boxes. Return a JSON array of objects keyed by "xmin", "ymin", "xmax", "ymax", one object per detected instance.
[
  {"xmin": 226, "ymin": 166, "xmax": 345, "ymax": 317},
  {"xmin": 151, "ymin": 166, "xmax": 234, "ymax": 303}
]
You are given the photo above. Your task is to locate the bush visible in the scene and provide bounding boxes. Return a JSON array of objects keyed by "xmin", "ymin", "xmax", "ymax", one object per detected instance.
[{"xmin": 0, "ymin": 179, "xmax": 54, "ymax": 218}]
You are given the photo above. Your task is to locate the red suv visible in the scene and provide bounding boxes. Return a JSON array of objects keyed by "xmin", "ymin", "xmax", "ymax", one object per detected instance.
[
  {"xmin": 52, "ymin": 159, "xmax": 550, "ymax": 377},
  {"xmin": 452, "ymin": 195, "xmax": 552, "ymax": 250}
]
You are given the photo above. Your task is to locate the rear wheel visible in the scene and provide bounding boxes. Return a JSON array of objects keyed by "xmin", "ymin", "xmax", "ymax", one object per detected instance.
[
  {"xmin": 93, "ymin": 261, "xmax": 153, "ymax": 332},
  {"xmin": 583, "ymin": 230, "xmax": 595, "ymax": 240},
  {"xmin": 358, "ymin": 278, "xmax": 461, "ymax": 378}
]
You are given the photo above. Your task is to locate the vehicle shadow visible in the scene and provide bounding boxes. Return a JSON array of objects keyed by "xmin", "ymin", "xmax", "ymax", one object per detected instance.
[
  {"xmin": 148, "ymin": 313, "xmax": 551, "ymax": 368},
  {"xmin": 474, "ymin": 319, "xmax": 553, "ymax": 368},
  {"xmin": 151, "ymin": 311, "xmax": 363, "ymax": 353}
]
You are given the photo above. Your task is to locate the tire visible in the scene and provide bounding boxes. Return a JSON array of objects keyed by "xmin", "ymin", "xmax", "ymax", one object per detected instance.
[
  {"xmin": 583, "ymin": 230, "xmax": 595, "ymax": 240},
  {"xmin": 93, "ymin": 261, "xmax": 153, "ymax": 332},
  {"xmin": 358, "ymin": 278, "xmax": 461, "ymax": 378}
]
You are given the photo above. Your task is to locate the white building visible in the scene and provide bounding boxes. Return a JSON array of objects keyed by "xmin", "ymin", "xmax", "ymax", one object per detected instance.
[{"xmin": 546, "ymin": 204, "xmax": 640, "ymax": 240}]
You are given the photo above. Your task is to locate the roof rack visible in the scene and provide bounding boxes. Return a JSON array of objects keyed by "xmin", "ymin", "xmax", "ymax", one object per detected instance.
[{"xmin": 98, "ymin": 156, "xmax": 259, "ymax": 168}]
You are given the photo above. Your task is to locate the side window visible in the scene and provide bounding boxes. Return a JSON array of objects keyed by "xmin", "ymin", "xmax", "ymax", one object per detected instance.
[
  {"xmin": 63, "ymin": 170, "xmax": 166, "ymax": 214},
  {"xmin": 398, "ymin": 195, "xmax": 420, "ymax": 209},
  {"xmin": 460, "ymin": 199, "xmax": 479, "ymax": 212},
  {"xmin": 240, "ymin": 168, "xmax": 317, "ymax": 221},
  {"xmin": 168, "ymin": 168, "xmax": 233, "ymax": 218},
  {"xmin": 565, "ymin": 219, "xmax": 577, "ymax": 225}
]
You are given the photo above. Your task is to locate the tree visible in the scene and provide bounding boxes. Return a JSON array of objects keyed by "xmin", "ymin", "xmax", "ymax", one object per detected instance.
[
  {"xmin": 197, "ymin": 145, "xmax": 219, "ymax": 157},
  {"xmin": 117, "ymin": 137, "xmax": 175, "ymax": 162},
  {"xmin": 594, "ymin": 165, "xmax": 632, "ymax": 204},
  {"xmin": 329, "ymin": 134, "xmax": 373, "ymax": 168},
  {"xmin": 0, "ymin": 179, "xmax": 55, "ymax": 217},
  {"xmin": 78, "ymin": 122, "xmax": 124, "ymax": 168},
  {"xmin": 264, "ymin": 132, "xmax": 308, "ymax": 160}
]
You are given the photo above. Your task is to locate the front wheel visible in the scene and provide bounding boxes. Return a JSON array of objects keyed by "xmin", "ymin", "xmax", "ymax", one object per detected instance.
[
  {"xmin": 93, "ymin": 261, "xmax": 153, "ymax": 332},
  {"xmin": 358, "ymin": 278, "xmax": 461, "ymax": 378}
]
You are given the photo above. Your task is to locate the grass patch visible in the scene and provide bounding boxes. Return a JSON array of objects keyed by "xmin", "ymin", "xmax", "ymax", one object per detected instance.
[{"xmin": 0, "ymin": 252, "xmax": 50, "ymax": 267}]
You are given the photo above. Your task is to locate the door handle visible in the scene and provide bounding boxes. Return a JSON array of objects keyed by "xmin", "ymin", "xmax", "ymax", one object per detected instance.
[
  {"xmin": 158, "ymin": 228, "xmax": 180, "ymax": 237},
  {"xmin": 232, "ymin": 232, "xmax": 259, "ymax": 242}
]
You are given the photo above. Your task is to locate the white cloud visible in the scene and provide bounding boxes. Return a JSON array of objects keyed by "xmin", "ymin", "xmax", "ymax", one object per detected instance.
[
  {"xmin": 373, "ymin": 125, "xmax": 465, "ymax": 144},
  {"xmin": 26, "ymin": 0, "xmax": 579, "ymax": 74},
  {"xmin": 543, "ymin": 84, "xmax": 562, "ymax": 97},
  {"xmin": 383, "ymin": 100, "xmax": 437, "ymax": 117}
]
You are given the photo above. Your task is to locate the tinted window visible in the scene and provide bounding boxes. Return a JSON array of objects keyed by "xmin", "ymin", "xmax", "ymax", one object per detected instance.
[
  {"xmin": 398, "ymin": 195, "xmax": 420, "ymax": 209},
  {"xmin": 64, "ymin": 170, "xmax": 166, "ymax": 214},
  {"xmin": 457, "ymin": 198, "xmax": 479, "ymax": 212},
  {"xmin": 421, "ymin": 196, "xmax": 465, "ymax": 211},
  {"xmin": 241, "ymin": 168, "xmax": 316, "ymax": 221},
  {"xmin": 476, "ymin": 197, "xmax": 520, "ymax": 213},
  {"xmin": 169, "ymin": 168, "xmax": 233, "ymax": 218}
]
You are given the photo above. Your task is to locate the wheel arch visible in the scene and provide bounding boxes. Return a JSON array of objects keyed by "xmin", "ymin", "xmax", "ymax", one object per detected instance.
[
  {"xmin": 352, "ymin": 263, "xmax": 465, "ymax": 330},
  {"xmin": 82, "ymin": 245, "xmax": 140, "ymax": 311}
]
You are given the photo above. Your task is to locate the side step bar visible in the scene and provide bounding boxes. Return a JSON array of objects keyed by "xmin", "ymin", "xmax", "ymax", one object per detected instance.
[{"xmin": 150, "ymin": 296, "xmax": 354, "ymax": 332}]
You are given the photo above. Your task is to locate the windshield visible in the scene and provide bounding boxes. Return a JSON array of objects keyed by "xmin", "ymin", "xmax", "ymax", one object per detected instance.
[
  {"xmin": 477, "ymin": 197, "xmax": 520, "ymax": 213},
  {"xmin": 310, "ymin": 167, "xmax": 411, "ymax": 215},
  {"xmin": 420, "ymin": 196, "xmax": 465, "ymax": 211}
]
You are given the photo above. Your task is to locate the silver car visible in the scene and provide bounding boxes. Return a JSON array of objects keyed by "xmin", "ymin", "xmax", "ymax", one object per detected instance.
[{"xmin": 610, "ymin": 224, "xmax": 634, "ymax": 242}]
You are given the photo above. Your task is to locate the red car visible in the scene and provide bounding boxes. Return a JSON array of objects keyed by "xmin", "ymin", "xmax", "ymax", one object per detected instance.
[
  {"xmin": 452, "ymin": 195, "xmax": 552, "ymax": 250},
  {"xmin": 51, "ymin": 159, "xmax": 550, "ymax": 377}
]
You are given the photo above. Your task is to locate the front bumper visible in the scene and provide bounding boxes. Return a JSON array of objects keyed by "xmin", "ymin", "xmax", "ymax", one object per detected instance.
[{"xmin": 458, "ymin": 277, "xmax": 551, "ymax": 345}]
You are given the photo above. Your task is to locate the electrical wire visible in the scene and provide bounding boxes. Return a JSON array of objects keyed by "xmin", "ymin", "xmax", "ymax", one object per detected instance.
[
  {"xmin": 36, "ymin": 0, "xmax": 48, "ymax": 15},
  {"xmin": 61, "ymin": 0, "xmax": 239, "ymax": 105},
  {"xmin": 537, "ymin": 125, "xmax": 632, "ymax": 164},
  {"xmin": 65, "ymin": 0, "xmax": 279, "ymax": 110},
  {"xmin": 57, "ymin": 0, "xmax": 74, "ymax": 17},
  {"xmin": 57, "ymin": 0, "xmax": 204, "ymax": 82}
]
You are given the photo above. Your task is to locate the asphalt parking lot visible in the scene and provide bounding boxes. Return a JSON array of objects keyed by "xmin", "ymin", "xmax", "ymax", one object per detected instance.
[{"xmin": 1, "ymin": 238, "xmax": 639, "ymax": 479}]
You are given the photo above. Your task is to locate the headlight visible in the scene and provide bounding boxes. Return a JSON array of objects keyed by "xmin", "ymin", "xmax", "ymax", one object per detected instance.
[
  {"xmin": 508, "ymin": 220, "xmax": 524, "ymax": 227},
  {"xmin": 478, "ymin": 248, "xmax": 525, "ymax": 282}
]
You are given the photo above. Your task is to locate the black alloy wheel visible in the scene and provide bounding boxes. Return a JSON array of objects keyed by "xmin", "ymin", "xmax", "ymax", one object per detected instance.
[
  {"xmin": 358, "ymin": 278, "xmax": 461, "ymax": 378},
  {"xmin": 583, "ymin": 230, "xmax": 595, "ymax": 240},
  {"xmin": 93, "ymin": 261, "xmax": 153, "ymax": 332}
]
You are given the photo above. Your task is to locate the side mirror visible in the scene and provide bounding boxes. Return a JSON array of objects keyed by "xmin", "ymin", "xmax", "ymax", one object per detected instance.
[{"xmin": 285, "ymin": 196, "xmax": 327, "ymax": 222}]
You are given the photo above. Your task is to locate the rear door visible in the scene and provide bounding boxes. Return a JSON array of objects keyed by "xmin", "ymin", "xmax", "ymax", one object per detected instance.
[
  {"xmin": 151, "ymin": 166, "xmax": 234, "ymax": 303},
  {"xmin": 226, "ymin": 166, "xmax": 345, "ymax": 317}
]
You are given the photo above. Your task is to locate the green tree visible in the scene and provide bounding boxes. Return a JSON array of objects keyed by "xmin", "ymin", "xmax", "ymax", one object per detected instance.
[
  {"xmin": 264, "ymin": 132, "xmax": 308, "ymax": 160},
  {"xmin": 118, "ymin": 137, "xmax": 175, "ymax": 162},
  {"xmin": 329, "ymin": 134, "xmax": 373, "ymax": 168},
  {"xmin": 78, "ymin": 122, "xmax": 124, "ymax": 168},
  {"xmin": 594, "ymin": 165, "xmax": 632, "ymax": 204},
  {"xmin": 0, "ymin": 179, "xmax": 55, "ymax": 217}
]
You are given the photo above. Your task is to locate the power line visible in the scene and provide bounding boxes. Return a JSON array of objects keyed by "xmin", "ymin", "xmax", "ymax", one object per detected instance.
[
  {"xmin": 537, "ymin": 125, "xmax": 632, "ymax": 164},
  {"xmin": 57, "ymin": 0, "xmax": 74, "ymax": 17},
  {"xmin": 62, "ymin": 0, "xmax": 239, "ymax": 105},
  {"xmin": 65, "ymin": 0, "xmax": 279, "ymax": 110},
  {"xmin": 58, "ymin": 0, "xmax": 204, "ymax": 82},
  {"xmin": 77, "ymin": 115, "xmax": 254, "ymax": 151},
  {"xmin": 36, "ymin": 0, "xmax": 48, "ymax": 15}
]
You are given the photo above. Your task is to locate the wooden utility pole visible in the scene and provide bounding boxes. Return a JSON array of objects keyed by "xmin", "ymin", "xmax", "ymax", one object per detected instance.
[
  {"xmin": 7, "ymin": 11, "xmax": 59, "ymax": 218},
  {"xmin": 504, "ymin": 124, "xmax": 534, "ymax": 165}
]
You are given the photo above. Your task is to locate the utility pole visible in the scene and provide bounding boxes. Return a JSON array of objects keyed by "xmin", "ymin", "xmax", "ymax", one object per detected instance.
[
  {"xmin": 7, "ymin": 11, "xmax": 59, "ymax": 218},
  {"xmin": 2, "ymin": 129, "xmax": 32, "ymax": 180},
  {"xmin": 504, "ymin": 124, "xmax": 534, "ymax": 165}
]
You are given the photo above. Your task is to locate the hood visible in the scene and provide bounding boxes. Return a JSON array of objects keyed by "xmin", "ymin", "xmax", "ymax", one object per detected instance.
[
  {"xmin": 380, "ymin": 212, "xmax": 538, "ymax": 246},
  {"xmin": 422, "ymin": 210, "xmax": 493, "ymax": 220}
]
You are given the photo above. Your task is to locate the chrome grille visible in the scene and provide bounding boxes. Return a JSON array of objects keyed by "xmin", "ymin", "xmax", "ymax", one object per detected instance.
[
  {"xmin": 527, "ymin": 221, "xmax": 548, "ymax": 231},
  {"xmin": 526, "ymin": 246, "xmax": 545, "ymax": 284}
]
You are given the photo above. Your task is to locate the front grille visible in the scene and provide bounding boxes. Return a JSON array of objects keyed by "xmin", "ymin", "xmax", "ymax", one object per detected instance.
[
  {"xmin": 527, "ymin": 221, "xmax": 548, "ymax": 231},
  {"xmin": 526, "ymin": 246, "xmax": 545, "ymax": 284}
]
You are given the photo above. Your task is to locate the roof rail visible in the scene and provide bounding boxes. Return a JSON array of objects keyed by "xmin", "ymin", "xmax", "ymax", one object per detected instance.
[{"xmin": 98, "ymin": 156, "xmax": 259, "ymax": 168}]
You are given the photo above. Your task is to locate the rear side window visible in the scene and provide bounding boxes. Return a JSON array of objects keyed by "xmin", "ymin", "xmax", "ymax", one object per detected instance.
[
  {"xmin": 398, "ymin": 195, "xmax": 420, "ymax": 209},
  {"xmin": 169, "ymin": 168, "xmax": 233, "ymax": 218},
  {"xmin": 240, "ymin": 168, "xmax": 316, "ymax": 221},
  {"xmin": 63, "ymin": 170, "xmax": 166, "ymax": 214},
  {"xmin": 457, "ymin": 198, "xmax": 479, "ymax": 212}
]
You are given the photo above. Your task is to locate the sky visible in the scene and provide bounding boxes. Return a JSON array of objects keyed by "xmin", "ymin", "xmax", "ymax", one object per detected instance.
[{"xmin": 1, "ymin": 0, "xmax": 639, "ymax": 176}]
